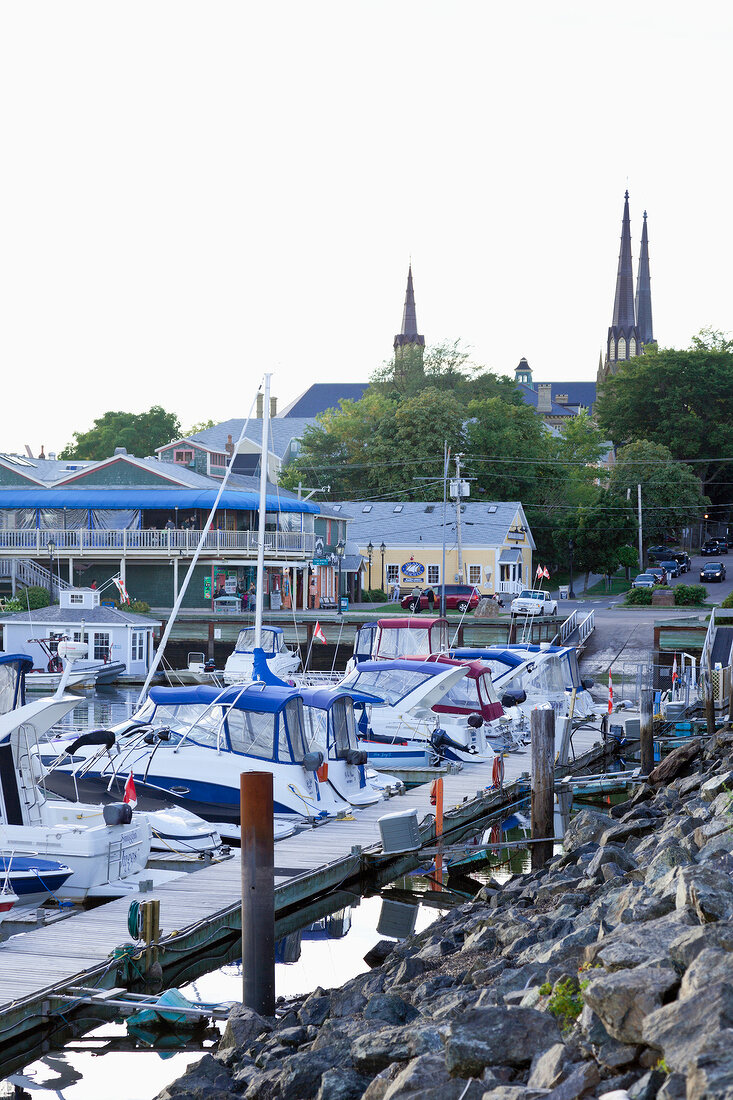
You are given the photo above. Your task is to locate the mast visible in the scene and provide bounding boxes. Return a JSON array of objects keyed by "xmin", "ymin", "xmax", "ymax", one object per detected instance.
[{"xmin": 255, "ymin": 373, "xmax": 271, "ymax": 649}]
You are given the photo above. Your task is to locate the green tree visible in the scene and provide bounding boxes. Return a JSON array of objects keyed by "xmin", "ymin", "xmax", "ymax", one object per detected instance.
[
  {"xmin": 370, "ymin": 340, "xmax": 522, "ymax": 404},
  {"xmin": 184, "ymin": 419, "xmax": 217, "ymax": 436},
  {"xmin": 607, "ymin": 440, "xmax": 709, "ymax": 548},
  {"xmin": 60, "ymin": 407, "xmax": 181, "ymax": 460},
  {"xmin": 596, "ymin": 334, "xmax": 733, "ymax": 502},
  {"xmin": 570, "ymin": 499, "xmax": 637, "ymax": 589}
]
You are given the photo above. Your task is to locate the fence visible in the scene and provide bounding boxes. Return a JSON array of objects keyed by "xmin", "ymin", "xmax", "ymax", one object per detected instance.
[{"xmin": 0, "ymin": 528, "xmax": 315, "ymax": 556}]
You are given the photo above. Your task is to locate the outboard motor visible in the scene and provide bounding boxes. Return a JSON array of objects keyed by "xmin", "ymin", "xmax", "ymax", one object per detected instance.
[
  {"xmin": 500, "ymin": 689, "xmax": 527, "ymax": 708},
  {"xmin": 302, "ymin": 750, "xmax": 324, "ymax": 772},
  {"xmin": 103, "ymin": 802, "xmax": 133, "ymax": 826},
  {"xmin": 467, "ymin": 713, "xmax": 484, "ymax": 728},
  {"xmin": 431, "ymin": 728, "xmax": 478, "ymax": 759}
]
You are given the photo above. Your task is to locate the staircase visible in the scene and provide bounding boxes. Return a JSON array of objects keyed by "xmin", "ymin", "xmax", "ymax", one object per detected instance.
[{"xmin": 0, "ymin": 558, "xmax": 72, "ymax": 598}]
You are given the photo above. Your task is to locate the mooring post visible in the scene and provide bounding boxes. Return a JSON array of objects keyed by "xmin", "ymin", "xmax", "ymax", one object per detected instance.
[
  {"xmin": 640, "ymin": 687, "xmax": 655, "ymax": 776},
  {"xmin": 434, "ymin": 777, "xmax": 444, "ymax": 890},
  {"xmin": 706, "ymin": 657, "xmax": 717, "ymax": 738},
  {"xmin": 531, "ymin": 706, "xmax": 555, "ymax": 870},
  {"xmin": 241, "ymin": 771, "xmax": 275, "ymax": 1016},
  {"xmin": 207, "ymin": 621, "xmax": 215, "ymax": 661}
]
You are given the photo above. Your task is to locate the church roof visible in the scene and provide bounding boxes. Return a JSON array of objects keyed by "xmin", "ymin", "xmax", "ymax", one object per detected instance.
[
  {"xmin": 279, "ymin": 384, "xmax": 370, "ymax": 418},
  {"xmin": 611, "ymin": 191, "xmax": 636, "ymax": 330},
  {"xmin": 394, "ymin": 264, "xmax": 425, "ymax": 348},
  {"xmin": 635, "ymin": 211, "xmax": 654, "ymax": 345}
]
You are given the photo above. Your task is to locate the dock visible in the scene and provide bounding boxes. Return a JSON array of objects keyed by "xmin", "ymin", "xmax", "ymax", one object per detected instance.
[{"xmin": 0, "ymin": 722, "xmax": 609, "ymax": 1065}]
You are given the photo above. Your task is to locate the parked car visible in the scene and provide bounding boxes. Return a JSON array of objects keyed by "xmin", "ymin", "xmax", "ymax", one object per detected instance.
[
  {"xmin": 717, "ymin": 540, "xmax": 730, "ymax": 554},
  {"xmin": 646, "ymin": 545, "xmax": 671, "ymax": 563},
  {"xmin": 700, "ymin": 561, "xmax": 726, "ymax": 582},
  {"xmin": 668, "ymin": 551, "xmax": 691, "ymax": 573},
  {"xmin": 647, "ymin": 567, "xmax": 666, "ymax": 583},
  {"xmin": 702, "ymin": 540, "xmax": 725, "ymax": 556},
  {"xmin": 400, "ymin": 584, "xmax": 480, "ymax": 614},
  {"xmin": 632, "ymin": 574, "xmax": 656, "ymax": 588},
  {"xmin": 510, "ymin": 590, "xmax": 558, "ymax": 616},
  {"xmin": 659, "ymin": 559, "xmax": 681, "ymax": 578}
]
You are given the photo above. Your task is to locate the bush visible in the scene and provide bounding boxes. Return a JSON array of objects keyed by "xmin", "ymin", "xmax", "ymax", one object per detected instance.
[
  {"xmin": 109, "ymin": 598, "xmax": 151, "ymax": 614},
  {"xmin": 722, "ymin": 591, "xmax": 733, "ymax": 609},
  {"xmin": 674, "ymin": 584, "xmax": 707, "ymax": 606},
  {"xmin": 363, "ymin": 588, "xmax": 387, "ymax": 603},
  {"xmin": 1, "ymin": 598, "xmax": 23, "ymax": 613},
  {"xmin": 22, "ymin": 585, "xmax": 51, "ymax": 609},
  {"xmin": 624, "ymin": 587, "xmax": 653, "ymax": 605}
]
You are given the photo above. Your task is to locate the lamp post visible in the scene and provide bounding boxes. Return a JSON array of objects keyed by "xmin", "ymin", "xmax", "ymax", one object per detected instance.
[
  {"xmin": 568, "ymin": 539, "xmax": 575, "ymax": 600},
  {"xmin": 380, "ymin": 542, "xmax": 386, "ymax": 593},
  {"xmin": 366, "ymin": 541, "xmax": 373, "ymax": 593},
  {"xmin": 47, "ymin": 539, "xmax": 56, "ymax": 605},
  {"xmin": 336, "ymin": 539, "xmax": 345, "ymax": 614}
]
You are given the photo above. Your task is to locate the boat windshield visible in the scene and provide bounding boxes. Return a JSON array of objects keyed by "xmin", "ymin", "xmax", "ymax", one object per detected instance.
[
  {"xmin": 435, "ymin": 675, "xmax": 481, "ymax": 711},
  {"xmin": 277, "ymin": 699, "xmax": 306, "ymax": 763},
  {"xmin": 526, "ymin": 655, "xmax": 573, "ymax": 695},
  {"xmin": 353, "ymin": 623, "xmax": 378, "ymax": 660},
  {"xmin": 340, "ymin": 668, "xmax": 433, "ymax": 705},
  {"xmin": 148, "ymin": 702, "xmax": 223, "ymax": 744},
  {"xmin": 226, "ymin": 708, "xmax": 278, "ymax": 759},
  {"xmin": 376, "ymin": 626, "xmax": 434, "ymax": 659},
  {"xmin": 234, "ymin": 628, "xmax": 279, "ymax": 656},
  {"xmin": 303, "ymin": 705, "xmax": 328, "ymax": 749},
  {"xmin": 0, "ymin": 663, "xmax": 21, "ymax": 717},
  {"xmin": 331, "ymin": 697, "xmax": 356, "ymax": 756}
]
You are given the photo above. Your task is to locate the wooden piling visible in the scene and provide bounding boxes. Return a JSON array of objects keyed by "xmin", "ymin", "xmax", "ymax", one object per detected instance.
[
  {"xmin": 640, "ymin": 688, "xmax": 655, "ymax": 776},
  {"xmin": 241, "ymin": 771, "xmax": 275, "ymax": 1016},
  {"xmin": 530, "ymin": 707, "xmax": 555, "ymax": 870},
  {"xmin": 207, "ymin": 621, "xmax": 215, "ymax": 661},
  {"xmin": 705, "ymin": 659, "xmax": 716, "ymax": 739},
  {"xmin": 434, "ymin": 777, "xmax": 444, "ymax": 890}
]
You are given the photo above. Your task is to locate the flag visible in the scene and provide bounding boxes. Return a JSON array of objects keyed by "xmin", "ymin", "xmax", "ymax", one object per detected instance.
[
  {"xmin": 542, "ymin": 566, "xmax": 550, "ymax": 580},
  {"xmin": 535, "ymin": 565, "xmax": 543, "ymax": 581},
  {"xmin": 112, "ymin": 576, "xmax": 130, "ymax": 604},
  {"xmin": 123, "ymin": 771, "xmax": 137, "ymax": 808},
  {"xmin": 608, "ymin": 671, "xmax": 613, "ymax": 715},
  {"xmin": 313, "ymin": 621, "xmax": 327, "ymax": 645},
  {"xmin": 672, "ymin": 654, "xmax": 678, "ymax": 683}
]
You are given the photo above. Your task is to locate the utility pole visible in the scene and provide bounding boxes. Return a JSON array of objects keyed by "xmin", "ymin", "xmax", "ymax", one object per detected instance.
[
  {"xmin": 441, "ymin": 442, "xmax": 448, "ymax": 617},
  {"xmin": 455, "ymin": 453, "xmax": 464, "ymax": 579},
  {"xmin": 637, "ymin": 483, "xmax": 643, "ymax": 570}
]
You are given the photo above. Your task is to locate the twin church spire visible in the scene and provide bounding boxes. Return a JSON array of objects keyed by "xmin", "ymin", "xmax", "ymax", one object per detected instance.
[{"xmin": 601, "ymin": 191, "xmax": 654, "ymax": 382}]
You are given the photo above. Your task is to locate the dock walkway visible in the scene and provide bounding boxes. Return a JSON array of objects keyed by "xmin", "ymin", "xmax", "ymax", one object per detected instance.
[{"xmin": 0, "ymin": 723, "xmax": 605, "ymax": 1053}]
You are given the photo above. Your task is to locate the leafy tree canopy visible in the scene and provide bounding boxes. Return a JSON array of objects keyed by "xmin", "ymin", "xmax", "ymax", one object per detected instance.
[
  {"xmin": 183, "ymin": 419, "xmax": 217, "ymax": 436},
  {"xmin": 59, "ymin": 407, "xmax": 181, "ymax": 460},
  {"xmin": 596, "ymin": 330, "xmax": 733, "ymax": 501},
  {"xmin": 369, "ymin": 340, "xmax": 522, "ymax": 404},
  {"xmin": 568, "ymin": 499, "xmax": 638, "ymax": 582},
  {"xmin": 607, "ymin": 440, "xmax": 709, "ymax": 547}
]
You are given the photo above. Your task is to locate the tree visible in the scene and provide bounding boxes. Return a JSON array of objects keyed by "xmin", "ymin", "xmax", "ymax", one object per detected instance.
[
  {"xmin": 184, "ymin": 419, "xmax": 217, "ymax": 436},
  {"xmin": 370, "ymin": 340, "xmax": 522, "ymax": 405},
  {"xmin": 596, "ymin": 334, "xmax": 733, "ymax": 502},
  {"xmin": 569, "ymin": 500, "xmax": 637, "ymax": 589},
  {"xmin": 59, "ymin": 407, "xmax": 181, "ymax": 460},
  {"xmin": 607, "ymin": 440, "xmax": 709, "ymax": 548}
]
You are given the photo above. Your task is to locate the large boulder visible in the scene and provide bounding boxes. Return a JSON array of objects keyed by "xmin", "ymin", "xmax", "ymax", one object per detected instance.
[
  {"xmin": 563, "ymin": 809, "xmax": 609, "ymax": 853},
  {"xmin": 642, "ymin": 982, "xmax": 733, "ymax": 1071},
  {"xmin": 675, "ymin": 864, "xmax": 733, "ymax": 922},
  {"xmin": 444, "ymin": 1006, "xmax": 560, "ymax": 1077},
  {"xmin": 581, "ymin": 967, "xmax": 678, "ymax": 1043},
  {"xmin": 380, "ymin": 1054, "xmax": 485, "ymax": 1099},
  {"xmin": 647, "ymin": 740, "xmax": 701, "ymax": 785},
  {"xmin": 685, "ymin": 1029, "xmax": 733, "ymax": 1100},
  {"xmin": 679, "ymin": 947, "xmax": 733, "ymax": 1000}
]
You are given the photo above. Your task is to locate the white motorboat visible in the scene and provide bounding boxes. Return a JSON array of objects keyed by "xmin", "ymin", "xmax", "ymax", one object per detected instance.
[
  {"xmin": 349, "ymin": 617, "xmax": 451, "ymax": 669},
  {"xmin": 223, "ymin": 626, "xmax": 301, "ymax": 685}
]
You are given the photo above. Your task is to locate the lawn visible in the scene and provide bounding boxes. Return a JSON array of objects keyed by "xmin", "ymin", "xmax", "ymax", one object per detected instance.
[{"xmin": 584, "ymin": 576, "xmax": 633, "ymax": 597}]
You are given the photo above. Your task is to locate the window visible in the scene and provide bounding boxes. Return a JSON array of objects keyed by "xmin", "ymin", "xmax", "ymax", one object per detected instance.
[
  {"xmin": 174, "ymin": 450, "xmax": 193, "ymax": 465},
  {"xmin": 362, "ymin": 505, "xmax": 372, "ymax": 513},
  {"xmin": 468, "ymin": 564, "xmax": 482, "ymax": 586},
  {"xmin": 386, "ymin": 564, "xmax": 399, "ymax": 584},
  {"xmin": 131, "ymin": 632, "xmax": 145, "ymax": 662},
  {"xmin": 393, "ymin": 505, "xmax": 403, "ymax": 513},
  {"xmin": 332, "ymin": 505, "xmax": 342, "ymax": 512},
  {"xmin": 93, "ymin": 632, "xmax": 111, "ymax": 661},
  {"xmin": 487, "ymin": 505, "xmax": 497, "ymax": 514},
  {"xmin": 618, "ymin": 337, "xmax": 627, "ymax": 360},
  {"xmin": 69, "ymin": 593, "xmax": 83, "ymax": 604},
  {"xmin": 427, "ymin": 565, "xmax": 440, "ymax": 585},
  {"xmin": 210, "ymin": 452, "xmax": 227, "ymax": 467},
  {"xmin": 424, "ymin": 506, "xmax": 435, "ymax": 514}
]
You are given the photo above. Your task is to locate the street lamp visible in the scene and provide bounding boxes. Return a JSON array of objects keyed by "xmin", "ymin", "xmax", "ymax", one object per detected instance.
[
  {"xmin": 380, "ymin": 542, "xmax": 386, "ymax": 593},
  {"xmin": 47, "ymin": 539, "xmax": 56, "ymax": 605},
  {"xmin": 336, "ymin": 539, "xmax": 345, "ymax": 614},
  {"xmin": 366, "ymin": 541, "xmax": 373, "ymax": 592},
  {"xmin": 568, "ymin": 539, "xmax": 575, "ymax": 600}
]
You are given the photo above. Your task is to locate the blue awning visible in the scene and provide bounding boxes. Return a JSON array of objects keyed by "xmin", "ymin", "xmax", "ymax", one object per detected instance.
[{"xmin": 0, "ymin": 489, "xmax": 319, "ymax": 514}]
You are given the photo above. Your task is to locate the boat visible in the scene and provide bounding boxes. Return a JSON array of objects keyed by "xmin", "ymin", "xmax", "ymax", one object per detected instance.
[
  {"xmin": 0, "ymin": 853, "xmax": 73, "ymax": 908},
  {"xmin": 349, "ymin": 617, "xmax": 451, "ymax": 668},
  {"xmin": 451, "ymin": 643, "xmax": 595, "ymax": 718},
  {"xmin": 40, "ymin": 681, "xmax": 353, "ymax": 829},
  {"xmin": 338, "ymin": 659, "xmax": 496, "ymax": 769},
  {"xmin": 223, "ymin": 626, "xmax": 301, "ymax": 685}
]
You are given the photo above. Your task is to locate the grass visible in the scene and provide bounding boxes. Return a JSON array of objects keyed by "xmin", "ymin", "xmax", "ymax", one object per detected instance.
[{"xmin": 584, "ymin": 576, "xmax": 633, "ymax": 596}]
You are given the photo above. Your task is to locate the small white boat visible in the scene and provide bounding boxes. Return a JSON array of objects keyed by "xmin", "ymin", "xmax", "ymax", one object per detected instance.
[{"xmin": 223, "ymin": 626, "xmax": 301, "ymax": 685}]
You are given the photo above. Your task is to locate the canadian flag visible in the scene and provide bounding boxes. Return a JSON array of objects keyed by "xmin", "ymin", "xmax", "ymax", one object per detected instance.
[
  {"xmin": 542, "ymin": 566, "xmax": 550, "ymax": 580},
  {"xmin": 112, "ymin": 576, "xmax": 130, "ymax": 604},
  {"xmin": 123, "ymin": 771, "xmax": 137, "ymax": 808},
  {"xmin": 313, "ymin": 621, "xmax": 327, "ymax": 645},
  {"xmin": 672, "ymin": 654, "xmax": 678, "ymax": 683},
  {"xmin": 535, "ymin": 565, "xmax": 544, "ymax": 581},
  {"xmin": 608, "ymin": 671, "xmax": 613, "ymax": 715}
]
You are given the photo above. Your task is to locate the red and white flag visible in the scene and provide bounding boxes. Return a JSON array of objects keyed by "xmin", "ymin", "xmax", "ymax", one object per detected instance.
[
  {"xmin": 123, "ymin": 771, "xmax": 137, "ymax": 808},
  {"xmin": 535, "ymin": 565, "xmax": 544, "ymax": 581},
  {"xmin": 608, "ymin": 671, "xmax": 613, "ymax": 715},
  {"xmin": 672, "ymin": 654, "xmax": 678, "ymax": 683},
  {"xmin": 313, "ymin": 621, "xmax": 327, "ymax": 645},
  {"xmin": 112, "ymin": 576, "xmax": 130, "ymax": 604},
  {"xmin": 542, "ymin": 566, "xmax": 551, "ymax": 580}
]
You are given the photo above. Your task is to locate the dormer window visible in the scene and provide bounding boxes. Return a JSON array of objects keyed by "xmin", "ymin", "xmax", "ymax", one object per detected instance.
[{"xmin": 174, "ymin": 450, "xmax": 194, "ymax": 465}]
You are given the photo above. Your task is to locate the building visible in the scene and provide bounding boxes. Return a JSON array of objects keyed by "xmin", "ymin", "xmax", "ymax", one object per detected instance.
[
  {"xmin": 513, "ymin": 359, "xmax": 597, "ymax": 427},
  {"xmin": 598, "ymin": 191, "xmax": 654, "ymax": 383},
  {"xmin": 0, "ymin": 451, "xmax": 347, "ymax": 612},
  {"xmin": 334, "ymin": 500, "xmax": 535, "ymax": 598}
]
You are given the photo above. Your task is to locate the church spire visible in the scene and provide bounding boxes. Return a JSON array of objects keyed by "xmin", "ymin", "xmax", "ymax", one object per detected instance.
[
  {"xmin": 635, "ymin": 211, "xmax": 654, "ymax": 346},
  {"xmin": 612, "ymin": 191, "xmax": 635, "ymax": 329},
  {"xmin": 394, "ymin": 264, "xmax": 425, "ymax": 354}
]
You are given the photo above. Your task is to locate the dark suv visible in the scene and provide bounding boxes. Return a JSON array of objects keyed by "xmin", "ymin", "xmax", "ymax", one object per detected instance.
[
  {"xmin": 702, "ymin": 540, "xmax": 728, "ymax": 556},
  {"xmin": 401, "ymin": 584, "xmax": 480, "ymax": 613}
]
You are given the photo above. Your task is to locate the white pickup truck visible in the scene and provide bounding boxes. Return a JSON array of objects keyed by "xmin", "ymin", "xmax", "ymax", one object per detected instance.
[{"xmin": 510, "ymin": 589, "xmax": 558, "ymax": 616}]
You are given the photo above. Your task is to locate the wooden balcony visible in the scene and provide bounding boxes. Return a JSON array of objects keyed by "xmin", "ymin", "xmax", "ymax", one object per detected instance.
[{"xmin": 0, "ymin": 528, "xmax": 315, "ymax": 560}]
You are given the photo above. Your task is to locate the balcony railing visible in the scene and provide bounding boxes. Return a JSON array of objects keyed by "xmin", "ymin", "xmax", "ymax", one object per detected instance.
[{"xmin": 0, "ymin": 528, "xmax": 315, "ymax": 557}]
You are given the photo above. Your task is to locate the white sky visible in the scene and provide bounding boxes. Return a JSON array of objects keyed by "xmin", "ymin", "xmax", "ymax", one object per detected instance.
[{"xmin": 1, "ymin": 1, "xmax": 731, "ymax": 455}]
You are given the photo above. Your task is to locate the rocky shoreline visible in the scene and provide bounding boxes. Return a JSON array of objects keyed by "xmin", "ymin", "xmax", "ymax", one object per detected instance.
[{"xmin": 159, "ymin": 732, "xmax": 733, "ymax": 1100}]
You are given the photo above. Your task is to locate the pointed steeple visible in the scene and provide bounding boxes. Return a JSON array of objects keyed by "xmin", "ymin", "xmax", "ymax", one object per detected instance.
[
  {"xmin": 394, "ymin": 264, "xmax": 425, "ymax": 354},
  {"xmin": 635, "ymin": 211, "xmax": 654, "ymax": 346},
  {"xmin": 612, "ymin": 191, "xmax": 635, "ymax": 329}
]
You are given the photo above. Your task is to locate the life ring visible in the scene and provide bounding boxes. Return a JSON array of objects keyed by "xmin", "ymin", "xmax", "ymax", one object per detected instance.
[
  {"xmin": 492, "ymin": 755, "xmax": 505, "ymax": 789},
  {"xmin": 47, "ymin": 656, "xmax": 63, "ymax": 674}
]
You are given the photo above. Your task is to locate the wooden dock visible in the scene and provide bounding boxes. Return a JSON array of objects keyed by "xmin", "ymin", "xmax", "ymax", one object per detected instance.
[{"xmin": 0, "ymin": 723, "xmax": 608, "ymax": 1062}]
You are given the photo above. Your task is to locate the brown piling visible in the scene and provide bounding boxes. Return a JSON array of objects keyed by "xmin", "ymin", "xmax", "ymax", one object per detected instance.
[
  {"xmin": 241, "ymin": 771, "xmax": 275, "ymax": 1016},
  {"xmin": 640, "ymin": 687, "xmax": 655, "ymax": 776},
  {"xmin": 531, "ymin": 706, "xmax": 555, "ymax": 870}
]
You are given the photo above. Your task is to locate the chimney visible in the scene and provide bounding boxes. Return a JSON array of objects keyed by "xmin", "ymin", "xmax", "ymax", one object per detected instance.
[
  {"xmin": 536, "ymin": 383, "xmax": 552, "ymax": 413},
  {"xmin": 38, "ymin": 445, "xmax": 46, "ymax": 460},
  {"xmin": 225, "ymin": 433, "xmax": 234, "ymax": 457},
  {"xmin": 256, "ymin": 392, "xmax": 264, "ymax": 418},
  {"xmin": 270, "ymin": 396, "xmax": 277, "ymax": 418}
]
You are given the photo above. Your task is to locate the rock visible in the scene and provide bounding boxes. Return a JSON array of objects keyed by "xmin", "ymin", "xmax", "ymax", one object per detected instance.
[
  {"xmin": 669, "ymin": 919, "xmax": 733, "ymax": 967},
  {"xmin": 389, "ymin": 957, "xmax": 427, "ymax": 985},
  {"xmin": 219, "ymin": 1004, "xmax": 273, "ymax": 1053},
  {"xmin": 685, "ymin": 1029, "xmax": 733, "ymax": 1100},
  {"xmin": 365, "ymin": 939, "xmax": 397, "ymax": 968},
  {"xmin": 656, "ymin": 1074, "xmax": 686, "ymax": 1100},
  {"xmin": 329, "ymin": 986, "xmax": 367, "ymax": 1018},
  {"xmin": 582, "ymin": 966, "xmax": 678, "ymax": 1043},
  {"xmin": 300, "ymin": 992, "xmax": 332, "ymax": 1027},
  {"xmin": 675, "ymin": 864, "xmax": 733, "ymax": 921},
  {"xmin": 351, "ymin": 1024, "xmax": 440, "ymax": 1075},
  {"xmin": 315, "ymin": 1067, "xmax": 372, "ymax": 1100},
  {"xmin": 642, "ymin": 982, "xmax": 733, "ymax": 1071},
  {"xmin": 679, "ymin": 946, "xmax": 733, "ymax": 999},
  {"xmin": 585, "ymin": 912, "xmax": 695, "ymax": 968},
  {"xmin": 594, "ymin": 941, "xmax": 672, "ymax": 972},
  {"xmin": 587, "ymin": 845, "xmax": 638, "ymax": 878},
  {"xmin": 278, "ymin": 1025, "xmax": 308, "ymax": 1048},
  {"xmin": 445, "ymin": 1007, "xmax": 561, "ymax": 1076},
  {"xmin": 381, "ymin": 1053, "xmax": 485, "ymax": 1099},
  {"xmin": 521, "ymin": 925, "xmax": 600, "ymax": 969},
  {"xmin": 544, "ymin": 1062, "xmax": 600, "ymax": 1100},
  {"xmin": 527, "ymin": 1043, "xmax": 568, "ymax": 1089},
  {"xmin": 696, "ymin": 830, "xmax": 733, "ymax": 862},
  {"xmin": 700, "ymin": 770, "xmax": 733, "ymax": 800},
  {"xmin": 156, "ymin": 1053, "xmax": 238, "ymax": 1100},
  {"xmin": 599, "ymin": 821, "xmax": 654, "ymax": 847},
  {"xmin": 563, "ymin": 809, "xmax": 610, "ymax": 853},
  {"xmin": 595, "ymin": 1038, "xmax": 640, "ymax": 1070},
  {"xmin": 643, "ymin": 844, "xmax": 692, "ymax": 890},
  {"xmin": 627, "ymin": 1070, "xmax": 665, "ymax": 1100},
  {"xmin": 364, "ymin": 993, "xmax": 419, "ymax": 1025},
  {"xmin": 277, "ymin": 1047, "xmax": 351, "ymax": 1100},
  {"xmin": 647, "ymin": 740, "xmax": 701, "ymax": 785}
]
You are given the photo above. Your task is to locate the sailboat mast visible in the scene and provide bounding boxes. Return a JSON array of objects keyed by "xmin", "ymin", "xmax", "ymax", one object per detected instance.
[{"xmin": 254, "ymin": 373, "xmax": 271, "ymax": 649}]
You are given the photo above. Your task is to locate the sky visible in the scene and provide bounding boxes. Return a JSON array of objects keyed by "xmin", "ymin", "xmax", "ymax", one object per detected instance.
[{"xmin": 1, "ymin": 1, "xmax": 732, "ymax": 456}]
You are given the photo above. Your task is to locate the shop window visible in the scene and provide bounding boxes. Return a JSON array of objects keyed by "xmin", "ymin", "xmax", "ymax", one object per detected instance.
[
  {"xmin": 467, "ymin": 564, "xmax": 482, "ymax": 586},
  {"xmin": 427, "ymin": 565, "xmax": 440, "ymax": 585},
  {"xmin": 386, "ymin": 564, "xmax": 399, "ymax": 585}
]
